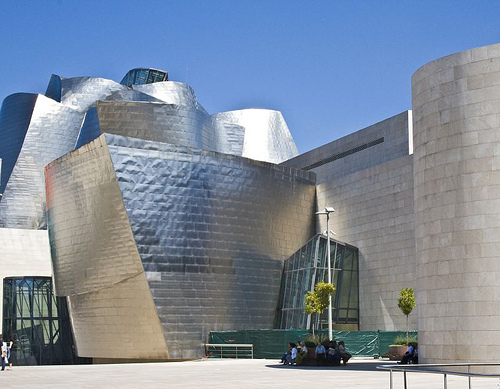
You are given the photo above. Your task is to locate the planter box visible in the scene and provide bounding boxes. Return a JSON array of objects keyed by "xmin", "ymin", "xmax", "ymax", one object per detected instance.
[{"xmin": 388, "ymin": 345, "xmax": 407, "ymax": 361}]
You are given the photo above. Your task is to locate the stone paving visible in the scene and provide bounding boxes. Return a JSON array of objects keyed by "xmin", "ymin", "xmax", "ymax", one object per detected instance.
[{"xmin": 0, "ymin": 359, "xmax": 497, "ymax": 388}]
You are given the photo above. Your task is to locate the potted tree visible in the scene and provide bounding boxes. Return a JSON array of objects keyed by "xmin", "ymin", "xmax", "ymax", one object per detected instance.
[
  {"xmin": 398, "ymin": 287, "xmax": 416, "ymax": 345},
  {"xmin": 388, "ymin": 288, "xmax": 416, "ymax": 360},
  {"xmin": 304, "ymin": 281, "xmax": 335, "ymax": 338}
]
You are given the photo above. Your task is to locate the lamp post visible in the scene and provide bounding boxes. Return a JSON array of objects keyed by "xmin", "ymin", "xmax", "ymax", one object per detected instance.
[{"xmin": 315, "ymin": 206, "xmax": 335, "ymax": 341}]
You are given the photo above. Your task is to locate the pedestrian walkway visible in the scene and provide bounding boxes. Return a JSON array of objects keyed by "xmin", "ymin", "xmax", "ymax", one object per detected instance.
[{"xmin": 0, "ymin": 359, "xmax": 497, "ymax": 388}]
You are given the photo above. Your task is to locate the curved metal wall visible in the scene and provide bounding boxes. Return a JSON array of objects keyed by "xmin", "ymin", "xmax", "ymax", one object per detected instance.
[
  {"xmin": 0, "ymin": 93, "xmax": 37, "ymax": 195},
  {"xmin": 76, "ymin": 101, "xmax": 215, "ymax": 151},
  {"xmin": 413, "ymin": 43, "xmax": 500, "ymax": 363},
  {"xmin": 45, "ymin": 137, "xmax": 168, "ymax": 360},
  {"xmin": 0, "ymin": 94, "xmax": 83, "ymax": 229},
  {"xmin": 46, "ymin": 75, "xmax": 126, "ymax": 113},
  {"xmin": 65, "ymin": 77, "xmax": 300, "ymax": 164},
  {"xmin": 132, "ymin": 81, "xmax": 205, "ymax": 111},
  {"xmin": 46, "ymin": 133, "xmax": 316, "ymax": 359},
  {"xmin": 212, "ymin": 109, "xmax": 299, "ymax": 164}
]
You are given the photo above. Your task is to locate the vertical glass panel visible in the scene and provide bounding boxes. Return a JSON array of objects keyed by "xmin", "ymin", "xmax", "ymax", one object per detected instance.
[
  {"xmin": 3, "ymin": 277, "xmax": 88, "ymax": 366},
  {"xmin": 277, "ymin": 235, "xmax": 359, "ymax": 330}
]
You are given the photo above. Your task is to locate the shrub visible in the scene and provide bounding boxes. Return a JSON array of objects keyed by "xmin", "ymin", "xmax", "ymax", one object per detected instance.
[{"xmin": 391, "ymin": 335, "xmax": 418, "ymax": 346}]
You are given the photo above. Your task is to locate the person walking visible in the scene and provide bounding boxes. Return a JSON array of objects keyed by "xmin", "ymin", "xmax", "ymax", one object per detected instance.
[
  {"xmin": 0, "ymin": 337, "xmax": 6, "ymax": 371},
  {"xmin": 6, "ymin": 339, "xmax": 13, "ymax": 370}
]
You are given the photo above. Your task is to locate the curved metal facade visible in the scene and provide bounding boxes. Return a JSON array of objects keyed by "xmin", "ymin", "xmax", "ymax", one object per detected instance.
[
  {"xmin": 132, "ymin": 81, "xmax": 203, "ymax": 110},
  {"xmin": 212, "ymin": 109, "xmax": 299, "ymax": 164},
  {"xmin": 0, "ymin": 93, "xmax": 37, "ymax": 195},
  {"xmin": 0, "ymin": 94, "xmax": 83, "ymax": 229},
  {"xmin": 46, "ymin": 134, "xmax": 316, "ymax": 359},
  {"xmin": 1, "ymin": 69, "xmax": 300, "ymax": 231},
  {"xmin": 46, "ymin": 75, "xmax": 126, "ymax": 113},
  {"xmin": 76, "ymin": 101, "xmax": 215, "ymax": 151},
  {"xmin": 74, "ymin": 82, "xmax": 299, "ymax": 164},
  {"xmin": 1, "ymin": 67, "xmax": 308, "ymax": 360}
]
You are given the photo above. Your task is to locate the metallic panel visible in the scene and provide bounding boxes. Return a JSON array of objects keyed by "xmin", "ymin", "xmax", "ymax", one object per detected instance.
[
  {"xmin": 47, "ymin": 133, "xmax": 316, "ymax": 359},
  {"xmin": 45, "ymin": 137, "xmax": 168, "ymax": 359},
  {"xmin": 132, "ymin": 81, "xmax": 207, "ymax": 112},
  {"xmin": 74, "ymin": 108, "xmax": 101, "ymax": 149},
  {"xmin": 212, "ymin": 109, "xmax": 299, "ymax": 164},
  {"xmin": 67, "ymin": 272, "xmax": 169, "ymax": 360},
  {"xmin": 209, "ymin": 118, "xmax": 246, "ymax": 156},
  {"xmin": 46, "ymin": 137, "xmax": 144, "ymax": 296},
  {"xmin": 75, "ymin": 101, "xmax": 215, "ymax": 151},
  {"xmin": 45, "ymin": 74, "xmax": 62, "ymax": 102},
  {"xmin": 45, "ymin": 75, "xmax": 126, "ymax": 113},
  {"xmin": 0, "ymin": 93, "xmax": 37, "ymax": 195},
  {"xmin": 0, "ymin": 94, "xmax": 83, "ymax": 229},
  {"xmin": 103, "ymin": 88, "xmax": 165, "ymax": 103},
  {"xmin": 109, "ymin": 133, "xmax": 315, "ymax": 358}
]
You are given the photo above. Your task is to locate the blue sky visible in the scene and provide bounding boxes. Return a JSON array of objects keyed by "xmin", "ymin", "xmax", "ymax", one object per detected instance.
[{"xmin": 1, "ymin": 0, "xmax": 500, "ymax": 153}]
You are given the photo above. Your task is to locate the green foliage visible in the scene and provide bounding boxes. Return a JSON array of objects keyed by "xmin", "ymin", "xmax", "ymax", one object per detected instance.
[
  {"xmin": 398, "ymin": 288, "xmax": 416, "ymax": 316},
  {"xmin": 304, "ymin": 332, "xmax": 332, "ymax": 347},
  {"xmin": 392, "ymin": 335, "xmax": 418, "ymax": 346},
  {"xmin": 304, "ymin": 282, "xmax": 335, "ymax": 315},
  {"xmin": 398, "ymin": 288, "xmax": 416, "ymax": 345},
  {"xmin": 304, "ymin": 282, "xmax": 335, "ymax": 337}
]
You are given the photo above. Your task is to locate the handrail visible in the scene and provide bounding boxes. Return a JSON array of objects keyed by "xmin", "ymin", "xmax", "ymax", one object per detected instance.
[
  {"xmin": 377, "ymin": 363, "xmax": 500, "ymax": 389},
  {"xmin": 205, "ymin": 343, "xmax": 254, "ymax": 359}
]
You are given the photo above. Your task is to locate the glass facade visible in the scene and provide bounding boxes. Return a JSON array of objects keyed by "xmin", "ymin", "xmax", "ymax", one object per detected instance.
[
  {"xmin": 120, "ymin": 68, "xmax": 168, "ymax": 86},
  {"xmin": 2, "ymin": 277, "xmax": 87, "ymax": 365},
  {"xmin": 276, "ymin": 234, "xmax": 359, "ymax": 330}
]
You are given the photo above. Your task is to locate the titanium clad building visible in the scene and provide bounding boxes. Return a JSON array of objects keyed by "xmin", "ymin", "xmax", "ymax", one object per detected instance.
[
  {"xmin": 2, "ymin": 42, "xmax": 500, "ymax": 364},
  {"xmin": 0, "ymin": 66, "xmax": 316, "ymax": 361},
  {"xmin": 45, "ymin": 134, "xmax": 316, "ymax": 359}
]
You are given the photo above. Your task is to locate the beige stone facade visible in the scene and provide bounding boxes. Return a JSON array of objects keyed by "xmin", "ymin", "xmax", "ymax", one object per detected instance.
[
  {"xmin": 284, "ymin": 111, "xmax": 416, "ymax": 333},
  {"xmin": 413, "ymin": 43, "xmax": 500, "ymax": 363},
  {"xmin": 286, "ymin": 42, "xmax": 500, "ymax": 363}
]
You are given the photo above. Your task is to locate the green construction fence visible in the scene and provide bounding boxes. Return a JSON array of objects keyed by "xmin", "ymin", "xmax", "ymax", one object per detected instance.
[{"xmin": 208, "ymin": 329, "xmax": 417, "ymax": 359}]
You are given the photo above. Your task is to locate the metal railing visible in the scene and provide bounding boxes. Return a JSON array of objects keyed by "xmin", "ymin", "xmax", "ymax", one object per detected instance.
[
  {"xmin": 377, "ymin": 363, "xmax": 500, "ymax": 389},
  {"xmin": 205, "ymin": 343, "xmax": 253, "ymax": 359}
]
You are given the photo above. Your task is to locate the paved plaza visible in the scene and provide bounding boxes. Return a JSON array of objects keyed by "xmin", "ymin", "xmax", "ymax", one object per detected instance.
[{"xmin": 0, "ymin": 359, "xmax": 497, "ymax": 388}]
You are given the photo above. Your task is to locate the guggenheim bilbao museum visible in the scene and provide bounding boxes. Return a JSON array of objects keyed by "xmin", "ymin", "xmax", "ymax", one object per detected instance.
[{"xmin": 1, "ymin": 43, "xmax": 500, "ymax": 363}]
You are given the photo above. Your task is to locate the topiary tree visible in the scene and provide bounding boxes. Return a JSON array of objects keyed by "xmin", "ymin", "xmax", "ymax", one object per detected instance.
[
  {"xmin": 398, "ymin": 288, "xmax": 416, "ymax": 345},
  {"xmin": 304, "ymin": 281, "xmax": 335, "ymax": 337}
]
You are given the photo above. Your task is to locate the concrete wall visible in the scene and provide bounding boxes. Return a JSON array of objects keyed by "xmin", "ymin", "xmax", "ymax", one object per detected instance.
[
  {"xmin": 0, "ymin": 228, "xmax": 52, "ymax": 332},
  {"xmin": 413, "ymin": 43, "xmax": 500, "ymax": 363}
]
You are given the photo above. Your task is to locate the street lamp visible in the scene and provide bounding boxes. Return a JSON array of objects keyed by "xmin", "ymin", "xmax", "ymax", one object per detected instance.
[{"xmin": 315, "ymin": 206, "xmax": 335, "ymax": 341}]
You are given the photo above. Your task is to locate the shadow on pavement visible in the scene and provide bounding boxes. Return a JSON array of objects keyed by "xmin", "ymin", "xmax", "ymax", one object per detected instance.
[{"xmin": 266, "ymin": 361, "xmax": 397, "ymax": 372}]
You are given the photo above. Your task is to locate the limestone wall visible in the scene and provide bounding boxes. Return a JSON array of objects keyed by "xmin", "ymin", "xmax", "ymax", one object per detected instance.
[
  {"xmin": 413, "ymin": 43, "xmax": 500, "ymax": 362},
  {"xmin": 316, "ymin": 155, "xmax": 415, "ymax": 331}
]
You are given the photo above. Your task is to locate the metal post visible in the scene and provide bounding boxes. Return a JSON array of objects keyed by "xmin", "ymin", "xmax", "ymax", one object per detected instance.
[
  {"xmin": 390, "ymin": 370, "xmax": 393, "ymax": 389},
  {"xmin": 444, "ymin": 373, "xmax": 447, "ymax": 389},
  {"xmin": 468, "ymin": 365, "xmax": 471, "ymax": 389},
  {"xmin": 404, "ymin": 371, "xmax": 407, "ymax": 389},
  {"xmin": 316, "ymin": 207, "xmax": 334, "ymax": 342},
  {"xmin": 326, "ymin": 212, "xmax": 333, "ymax": 341}
]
